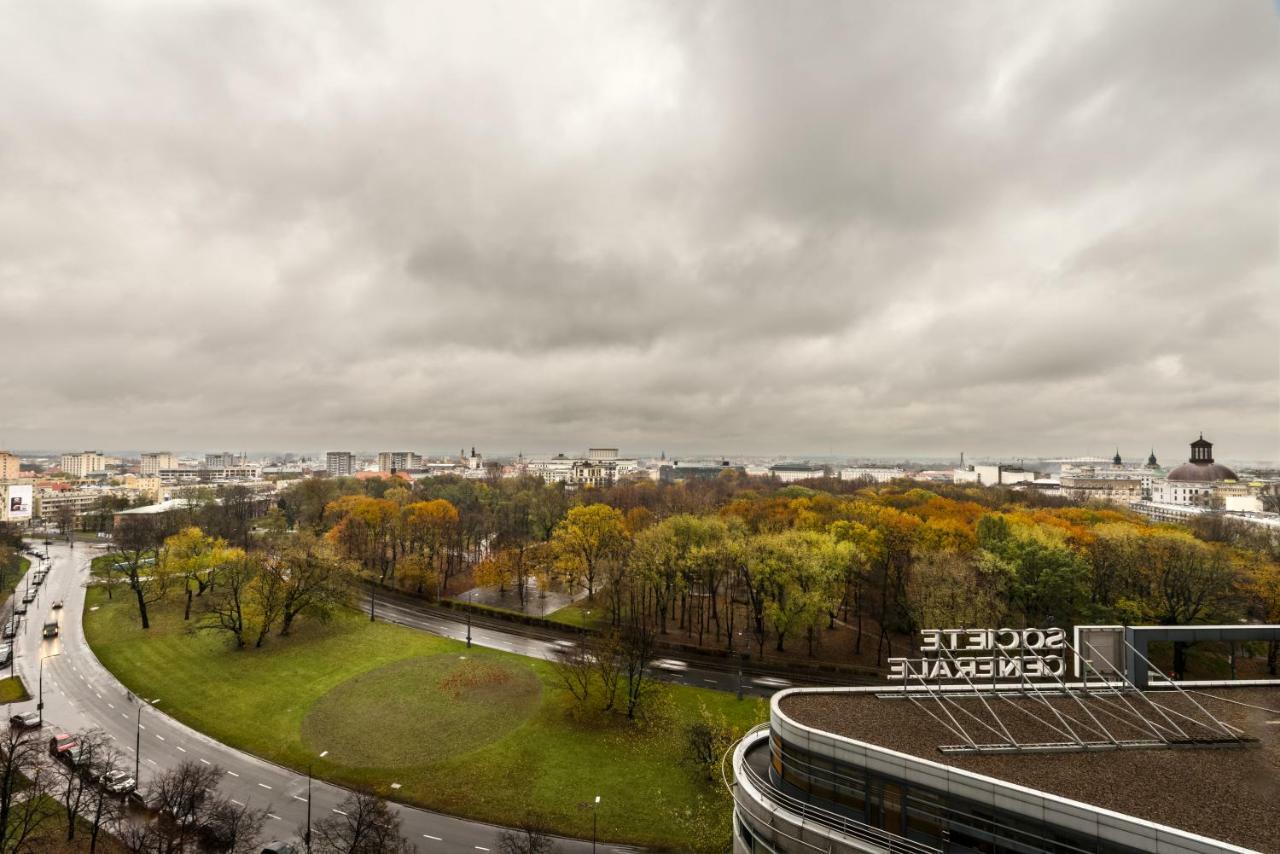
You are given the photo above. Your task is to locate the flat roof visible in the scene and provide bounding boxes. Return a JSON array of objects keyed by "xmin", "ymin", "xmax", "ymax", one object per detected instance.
[{"xmin": 780, "ymin": 686, "xmax": 1280, "ymax": 852}]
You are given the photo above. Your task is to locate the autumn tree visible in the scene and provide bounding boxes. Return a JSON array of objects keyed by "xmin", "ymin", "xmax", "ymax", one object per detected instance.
[
  {"xmin": 163, "ymin": 526, "xmax": 244, "ymax": 620},
  {"xmin": 551, "ymin": 504, "xmax": 628, "ymax": 602}
]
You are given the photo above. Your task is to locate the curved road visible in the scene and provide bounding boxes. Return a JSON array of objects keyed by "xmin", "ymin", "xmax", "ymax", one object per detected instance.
[{"xmin": 9, "ymin": 540, "xmax": 629, "ymax": 853}]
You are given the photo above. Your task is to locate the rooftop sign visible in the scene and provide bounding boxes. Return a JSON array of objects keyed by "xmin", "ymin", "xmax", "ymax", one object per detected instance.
[{"xmin": 888, "ymin": 627, "xmax": 1066, "ymax": 681}]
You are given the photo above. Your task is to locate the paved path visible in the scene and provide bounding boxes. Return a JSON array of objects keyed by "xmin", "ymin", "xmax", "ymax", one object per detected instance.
[{"xmin": 10, "ymin": 540, "xmax": 631, "ymax": 853}]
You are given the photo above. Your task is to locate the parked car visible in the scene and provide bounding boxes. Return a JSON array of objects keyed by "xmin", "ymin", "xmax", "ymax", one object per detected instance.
[
  {"xmin": 9, "ymin": 711, "xmax": 40, "ymax": 728},
  {"xmin": 100, "ymin": 769, "xmax": 136, "ymax": 795},
  {"xmin": 42, "ymin": 621, "xmax": 58, "ymax": 639},
  {"xmin": 21, "ymin": 591, "xmax": 35, "ymax": 604},
  {"xmin": 49, "ymin": 733, "xmax": 77, "ymax": 761},
  {"xmin": 2, "ymin": 620, "xmax": 15, "ymax": 639},
  {"xmin": 0, "ymin": 644, "xmax": 11, "ymax": 666},
  {"xmin": 260, "ymin": 841, "xmax": 302, "ymax": 854},
  {"xmin": 13, "ymin": 603, "xmax": 27, "ymax": 616}
]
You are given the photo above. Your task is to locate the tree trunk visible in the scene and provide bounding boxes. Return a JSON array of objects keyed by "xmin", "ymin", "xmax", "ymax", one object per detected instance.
[{"xmin": 134, "ymin": 583, "xmax": 150, "ymax": 630}]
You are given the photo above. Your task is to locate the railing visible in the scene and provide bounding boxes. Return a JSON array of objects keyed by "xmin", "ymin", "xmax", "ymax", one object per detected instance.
[{"xmin": 731, "ymin": 727, "xmax": 941, "ymax": 854}]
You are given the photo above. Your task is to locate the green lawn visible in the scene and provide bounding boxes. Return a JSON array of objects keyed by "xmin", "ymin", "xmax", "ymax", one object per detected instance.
[
  {"xmin": 83, "ymin": 587, "xmax": 765, "ymax": 851},
  {"xmin": 0, "ymin": 676, "xmax": 30, "ymax": 703},
  {"xmin": 546, "ymin": 597, "xmax": 610, "ymax": 631},
  {"xmin": 2, "ymin": 555, "xmax": 30, "ymax": 599}
]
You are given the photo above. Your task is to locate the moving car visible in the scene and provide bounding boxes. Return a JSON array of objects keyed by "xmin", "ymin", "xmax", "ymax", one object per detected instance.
[
  {"xmin": 42, "ymin": 621, "xmax": 58, "ymax": 639},
  {"xmin": 9, "ymin": 711, "xmax": 40, "ymax": 728},
  {"xmin": 100, "ymin": 769, "xmax": 136, "ymax": 795},
  {"xmin": 51, "ymin": 600, "xmax": 63, "ymax": 610}
]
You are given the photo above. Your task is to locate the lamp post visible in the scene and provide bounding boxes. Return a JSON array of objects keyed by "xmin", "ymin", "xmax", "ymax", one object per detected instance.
[
  {"xmin": 305, "ymin": 763, "xmax": 313, "ymax": 854},
  {"xmin": 592, "ymin": 795, "xmax": 600, "ymax": 854},
  {"xmin": 466, "ymin": 591, "xmax": 473, "ymax": 648},
  {"xmin": 134, "ymin": 698, "xmax": 161, "ymax": 782},
  {"xmin": 38, "ymin": 652, "xmax": 60, "ymax": 727},
  {"xmin": 369, "ymin": 578, "xmax": 377, "ymax": 622}
]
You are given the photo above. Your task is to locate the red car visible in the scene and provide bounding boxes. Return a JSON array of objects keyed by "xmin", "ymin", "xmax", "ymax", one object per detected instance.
[{"xmin": 49, "ymin": 733, "xmax": 76, "ymax": 760}]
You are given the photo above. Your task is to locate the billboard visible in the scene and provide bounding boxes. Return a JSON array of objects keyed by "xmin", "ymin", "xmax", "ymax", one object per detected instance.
[{"xmin": 4, "ymin": 484, "xmax": 32, "ymax": 521}]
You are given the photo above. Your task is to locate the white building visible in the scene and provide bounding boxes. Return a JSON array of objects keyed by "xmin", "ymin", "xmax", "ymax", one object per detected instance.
[
  {"xmin": 59, "ymin": 451, "xmax": 107, "ymax": 478},
  {"xmin": 204, "ymin": 452, "xmax": 241, "ymax": 468},
  {"xmin": 377, "ymin": 451, "xmax": 417, "ymax": 473},
  {"xmin": 954, "ymin": 464, "xmax": 1036, "ymax": 486},
  {"xmin": 839, "ymin": 466, "xmax": 904, "ymax": 484},
  {"xmin": 769, "ymin": 463, "xmax": 827, "ymax": 483},
  {"xmin": 157, "ymin": 465, "xmax": 261, "ymax": 483},
  {"xmin": 140, "ymin": 452, "xmax": 177, "ymax": 477}
]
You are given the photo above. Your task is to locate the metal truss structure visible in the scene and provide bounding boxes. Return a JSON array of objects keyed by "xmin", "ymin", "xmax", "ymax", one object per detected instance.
[{"xmin": 878, "ymin": 635, "xmax": 1259, "ymax": 755}]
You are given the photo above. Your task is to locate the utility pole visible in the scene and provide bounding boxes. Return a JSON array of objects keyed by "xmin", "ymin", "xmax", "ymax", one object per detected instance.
[
  {"xmin": 466, "ymin": 591, "xmax": 472, "ymax": 648},
  {"xmin": 369, "ymin": 578, "xmax": 377, "ymax": 622},
  {"xmin": 38, "ymin": 652, "xmax": 59, "ymax": 727}
]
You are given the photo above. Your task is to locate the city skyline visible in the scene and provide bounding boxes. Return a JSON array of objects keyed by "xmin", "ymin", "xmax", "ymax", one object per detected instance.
[{"xmin": 1, "ymin": 1, "xmax": 1276, "ymax": 458}]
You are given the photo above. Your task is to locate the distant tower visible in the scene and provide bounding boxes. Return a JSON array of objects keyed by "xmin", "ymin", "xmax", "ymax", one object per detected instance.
[
  {"xmin": 1146, "ymin": 448, "xmax": 1159, "ymax": 468},
  {"xmin": 1112, "ymin": 448, "xmax": 1122, "ymax": 466}
]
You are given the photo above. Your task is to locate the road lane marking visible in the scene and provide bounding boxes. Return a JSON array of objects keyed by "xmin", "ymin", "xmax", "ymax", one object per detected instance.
[
  {"xmin": 176, "ymin": 746, "xmax": 186, "ymax": 752},
  {"xmin": 199, "ymin": 759, "xmax": 211, "ymax": 765},
  {"xmin": 319, "ymin": 750, "xmax": 328, "ymax": 758},
  {"xmin": 293, "ymin": 796, "xmax": 307, "ymax": 802},
  {"xmin": 332, "ymin": 809, "xmax": 347, "ymax": 816},
  {"xmin": 258, "ymin": 783, "xmax": 272, "ymax": 790},
  {"xmin": 155, "ymin": 735, "xmax": 165, "ymax": 741},
  {"xmin": 231, "ymin": 799, "xmax": 244, "ymax": 806},
  {"xmin": 423, "ymin": 835, "xmax": 442, "ymax": 841},
  {"xmin": 475, "ymin": 847, "xmax": 490, "ymax": 851},
  {"xmin": 268, "ymin": 814, "xmax": 281, "ymax": 821},
  {"xmin": 226, "ymin": 771, "xmax": 239, "ymax": 777}
]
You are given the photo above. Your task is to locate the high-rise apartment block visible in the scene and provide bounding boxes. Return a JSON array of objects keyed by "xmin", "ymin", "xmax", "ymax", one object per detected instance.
[
  {"xmin": 0, "ymin": 451, "xmax": 19, "ymax": 480},
  {"xmin": 140, "ymin": 452, "xmax": 177, "ymax": 477},
  {"xmin": 326, "ymin": 451, "xmax": 354, "ymax": 477},
  {"xmin": 59, "ymin": 451, "xmax": 107, "ymax": 477}
]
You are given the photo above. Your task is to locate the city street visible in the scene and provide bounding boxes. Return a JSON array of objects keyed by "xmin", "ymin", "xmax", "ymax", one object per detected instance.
[{"xmin": 9, "ymin": 540, "xmax": 629, "ymax": 853}]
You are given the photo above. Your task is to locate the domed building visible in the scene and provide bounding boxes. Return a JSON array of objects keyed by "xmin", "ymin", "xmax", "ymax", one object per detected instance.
[
  {"xmin": 1167, "ymin": 434, "xmax": 1237, "ymax": 483},
  {"xmin": 1153, "ymin": 435, "xmax": 1237, "ymax": 506}
]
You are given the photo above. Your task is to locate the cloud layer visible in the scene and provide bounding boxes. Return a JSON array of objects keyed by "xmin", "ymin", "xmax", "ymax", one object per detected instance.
[{"xmin": 1, "ymin": 1, "xmax": 1275, "ymax": 460}]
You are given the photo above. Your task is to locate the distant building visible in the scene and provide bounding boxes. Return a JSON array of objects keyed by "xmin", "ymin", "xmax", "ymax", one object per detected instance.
[
  {"xmin": 839, "ymin": 466, "xmax": 904, "ymax": 484},
  {"xmin": 156, "ymin": 465, "xmax": 261, "ymax": 483},
  {"xmin": 659, "ymin": 461, "xmax": 742, "ymax": 482},
  {"xmin": 140, "ymin": 452, "xmax": 176, "ymax": 478},
  {"xmin": 204, "ymin": 452, "xmax": 241, "ymax": 469},
  {"xmin": 587, "ymin": 448, "xmax": 618, "ymax": 461},
  {"xmin": 1060, "ymin": 476, "xmax": 1144, "ymax": 505},
  {"xmin": 0, "ymin": 451, "xmax": 20, "ymax": 480},
  {"xmin": 59, "ymin": 451, "xmax": 107, "ymax": 478},
  {"xmin": 954, "ymin": 464, "xmax": 1036, "ymax": 486},
  {"xmin": 769, "ymin": 463, "xmax": 827, "ymax": 483},
  {"xmin": 1151, "ymin": 435, "xmax": 1239, "ymax": 507},
  {"xmin": 326, "ymin": 451, "xmax": 354, "ymax": 477},
  {"xmin": 377, "ymin": 451, "xmax": 414, "ymax": 473}
]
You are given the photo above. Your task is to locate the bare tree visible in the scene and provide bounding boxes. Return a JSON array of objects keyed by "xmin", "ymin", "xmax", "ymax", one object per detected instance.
[
  {"xmin": 0, "ymin": 724, "xmax": 58, "ymax": 852},
  {"xmin": 114, "ymin": 514, "xmax": 172, "ymax": 629},
  {"xmin": 313, "ymin": 790, "xmax": 415, "ymax": 854},
  {"xmin": 498, "ymin": 813, "xmax": 560, "ymax": 854},
  {"xmin": 203, "ymin": 556, "xmax": 256, "ymax": 647},
  {"xmin": 548, "ymin": 640, "xmax": 592, "ymax": 705},
  {"xmin": 147, "ymin": 759, "xmax": 227, "ymax": 853},
  {"xmin": 201, "ymin": 797, "xmax": 269, "ymax": 853},
  {"xmin": 83, "ymin": 739, "xmax": 130, "ymax": 854},
  {"xmin": 50, "ymin": 728, "xmax": 110, "ymax": 843}
]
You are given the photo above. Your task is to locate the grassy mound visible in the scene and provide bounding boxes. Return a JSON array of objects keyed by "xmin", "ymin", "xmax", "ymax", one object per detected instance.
[{"xmin": 301, "ymin": 655, "xmax": 541, "ymax": 767}]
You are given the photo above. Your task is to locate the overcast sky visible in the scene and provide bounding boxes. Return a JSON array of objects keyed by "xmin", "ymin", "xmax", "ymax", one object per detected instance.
[{"xmin": 1, "ymin": 1, "xmax": 1276, "ymax": 461}]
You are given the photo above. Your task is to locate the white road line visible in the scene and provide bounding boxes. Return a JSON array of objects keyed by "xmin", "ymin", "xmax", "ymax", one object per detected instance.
[
  {"xmin": 257, "ymin": 783, "xmax": 272, "ymax": 790},
  {"xmin": 199, "ymin": 758, "xmax": 211, "ymax": 765},
  {"xmin": 176, "ymin": 746, "xmax": 186, "ymax": 752},
  {"xmin": 332, "ymin": 809, "xmax": 348, "ymax": 816},
  {"xmin": 268, "ymin": 814, "xmax": 281, "ymax": 821},
  {"xmin": 475, "ymin": 847, "xmax": 490, "ymax": 851},
  {"xmin": 226, "ymin": 771, "xmax": 239, "ymax": 777},
  {"xmin": 231, "ymin": 799, "xmax": 245, "ymax": 806},
  {"xmin": 293, "ymin": 796, "xmax": 307, "ymax": 802},
  {"xmin": 155, "ymin": 735, "xmax": 165, "ymax": 741},
  {"xmin": 423, "ymin": 835, "xmax": 442, "ymax": 841}
]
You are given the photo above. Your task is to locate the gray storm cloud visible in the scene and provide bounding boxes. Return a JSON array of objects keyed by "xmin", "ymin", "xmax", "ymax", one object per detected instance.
[{"xmin": 0, "ymin": 0, "xmax": 1275, "ymax": 460}]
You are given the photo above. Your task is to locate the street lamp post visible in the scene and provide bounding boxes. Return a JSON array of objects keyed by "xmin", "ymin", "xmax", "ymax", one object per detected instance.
[
  {"xmin": 466, "ymin": 591, "xmax": 472, "ymax": 648},
  {"xmin": 38, "ymin": 652, "xmax": 60, "ymax": 727},
  {"xmin": 369, "ymin": 578, "xmax": 377, "ymax": 622},
  {"xmin": 305, "ymin": 763, "xmax": 313, "ymax": 854},
  {"xmin": 593, "ymin": 795, "xmax": 600, "ymax": 854}
]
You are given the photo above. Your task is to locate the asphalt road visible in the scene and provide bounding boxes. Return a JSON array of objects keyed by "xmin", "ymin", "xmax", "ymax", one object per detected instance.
[
  {"xmin": 9, "ymin": 540, "xmax": 630, "ymax": 853},
  {"xmin": 363, "ymin": 592, "xmax": 801, "ymax": 698}
]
